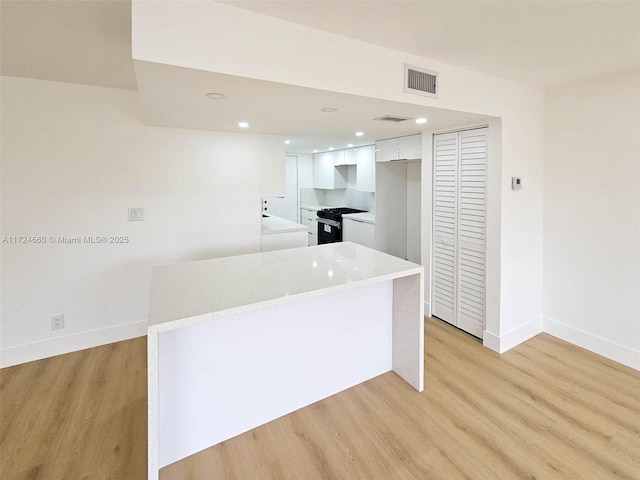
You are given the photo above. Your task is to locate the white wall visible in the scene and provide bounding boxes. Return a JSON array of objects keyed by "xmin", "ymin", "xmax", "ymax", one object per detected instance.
[
  {"xmin": 0, "ymin": 76, "xmax": 283, "ymax": 367},
  {"xmin": 544, "ymin": 69, "xmax": 640, "ymax": 370},
  {"xmin": 132, "ymin": 0, "xmax": 545, "ymax": 352}
]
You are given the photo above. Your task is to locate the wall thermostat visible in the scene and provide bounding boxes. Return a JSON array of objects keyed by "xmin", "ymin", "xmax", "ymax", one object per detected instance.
[{"xmin": 512, "ymin": 177, "xmax": 522, "ymax": 190}]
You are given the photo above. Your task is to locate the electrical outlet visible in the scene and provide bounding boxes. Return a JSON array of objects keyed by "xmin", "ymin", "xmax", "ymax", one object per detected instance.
[
  {"xmin": 128, "ymin": 207, "xmax": 144, "ymax": 221},
  {"xmin": 51, "ymin": 314, "xmax": 65, "ymax": 331}
]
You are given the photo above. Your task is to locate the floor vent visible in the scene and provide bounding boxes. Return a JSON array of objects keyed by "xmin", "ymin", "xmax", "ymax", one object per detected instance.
[
  {"xmin": 373, "ymin": 115, "xmax": 412, "ymax": 123},
  {"xmin": 404, "ymin": 64, "xmax": 438, "ymax": 98}
]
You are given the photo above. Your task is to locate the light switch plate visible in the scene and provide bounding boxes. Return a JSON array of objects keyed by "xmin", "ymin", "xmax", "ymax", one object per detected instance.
[
  {"xmin": 128, "ymin": 207, "xmax": 144, "ymax": 221},
  {"xmin": 511, "ymin": 177, "xmax": 522, "ymax": 190}
]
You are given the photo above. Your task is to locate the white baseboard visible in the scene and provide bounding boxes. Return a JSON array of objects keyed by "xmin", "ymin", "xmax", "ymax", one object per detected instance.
[
  {"xmin": 544, "ymin": 317, "xmax": 640, "ymax": 371},
  {"xmin": 483, "ymin": 317, "xmax": 543, "ymax": 354},
  {"xmin": 424, "ymin": 302, "xmax": 431, "ymax": 318},
  {"xmin": 0, "ymin": 320, "xmax": 147, "ymax": 368}
]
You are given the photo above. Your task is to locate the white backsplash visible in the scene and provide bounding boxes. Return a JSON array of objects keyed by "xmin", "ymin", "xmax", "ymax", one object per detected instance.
[{"xmin": 300, "ymin": 187, "xmax": 375, "ymax": 213}]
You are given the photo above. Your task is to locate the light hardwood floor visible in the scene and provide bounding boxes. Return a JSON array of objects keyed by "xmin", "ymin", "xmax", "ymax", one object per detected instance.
[
  {"xmin": 1, "ymin": 338, "xmax": 147, "ymax": 479},
  {"xmin": 2, "ymin": 318, "xmax": 639, "ymax": 479}
]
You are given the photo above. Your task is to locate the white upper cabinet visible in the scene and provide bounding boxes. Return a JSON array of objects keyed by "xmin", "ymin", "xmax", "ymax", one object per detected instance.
[
  {"xmin": 375, "ymin": 138, "xmax": 399, "ymax": 162},
  {"xmin": 313, "ymin": 152, "xmax": 347, "ymax": 189},
  {"xmin": 399, "ymin": 134, "xmax": 422, "ymax": 160},
  {"xmin": 332, "ymin": 150, "xmax": 346, "ymax": 166},
  {"xmin": 313, "ymin": 152, "xmax": 327, "ymax": 188},
  {"xmin": 313, "ymin": 145, "xmax": 375, "ymax": 190},
  {"xmin": 342, "ymin": 148, "xmax": 358, "ymax": 166},
  {"xmin": 356, "ymin": 145, "xmax": 375, "ymax": 192},
  {"xmin": 375, "ymin": 134, "xmax": 422, "ymax": 162}
]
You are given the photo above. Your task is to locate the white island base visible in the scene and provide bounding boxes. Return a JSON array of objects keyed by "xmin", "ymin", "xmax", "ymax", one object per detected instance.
[{"xmin": 147, "ymin": 242, "xmax": 423, "ymax": 479}]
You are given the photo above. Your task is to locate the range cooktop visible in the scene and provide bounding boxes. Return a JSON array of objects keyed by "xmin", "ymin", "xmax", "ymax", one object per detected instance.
[{"xmin": 317, "ymin": 207, "xmax": 367, "ymax": 220}]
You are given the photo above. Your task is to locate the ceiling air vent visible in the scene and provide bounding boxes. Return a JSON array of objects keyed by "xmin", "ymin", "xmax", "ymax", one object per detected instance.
[
  {"xmin": 373, "ymin": 115, "xmax": 412, "ymax": 123},
  {"xmin": 404, "ymin": 63, "xmax": 438, "ymax": 98}
]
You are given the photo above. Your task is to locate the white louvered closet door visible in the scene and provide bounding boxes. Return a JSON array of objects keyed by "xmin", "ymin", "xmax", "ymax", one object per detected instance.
[
  {"xmin": 432, "ymin": 132, "xmax": 459, "ymax": 325},
  {"xmin": 432, "ymin": 127, "xmax": 487, "ymax": 338}
]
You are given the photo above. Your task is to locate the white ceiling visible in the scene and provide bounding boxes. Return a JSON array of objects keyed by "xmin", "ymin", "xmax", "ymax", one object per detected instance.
[
  {"xmin": 135, "ymin": 60, "xmax": 493, "ymax": 154},
  {"xmin": 220, "ymin": 0, "xmax": 640, "ymax": 88},
  {"xmin": 2, "ymin": 1, "xmax": 638, "ymax": 154},
  {"xmin": 1, "ymin": 0, "xmax": 137, "ymax": 90},
  {"xmin": 3, "ymin": 1, "xmax": 638, "ymax": 92}
]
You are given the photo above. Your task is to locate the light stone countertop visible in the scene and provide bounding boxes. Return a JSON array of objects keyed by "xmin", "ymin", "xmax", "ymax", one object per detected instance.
[
  {"xmin": 300, "ymin": 205, "xmax": 330, "ymax": 212},
  {"xmin": 261, "ymin": 214, "xmax": 308, "ymax": 235},
  {"xmin": 342, "ymin": 212, "xmax": 376, "ymax": 224},
  {"xmin": 148, "ymin": 242, "xmax": 422, "ymax": 332}
]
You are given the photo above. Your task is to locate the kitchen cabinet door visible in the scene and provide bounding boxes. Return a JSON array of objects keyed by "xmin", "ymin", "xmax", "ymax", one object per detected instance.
[
  {"xmin": 358, "ymin": 222, "xmax": 375, "ymax": 248},
  {"xmin": 313, "ymin": 153, "xmax": 326, "ymax": 188},
  {"xmin": 375, "ymin": 135, "xmax": 422, "ymax": 162},
  {"xmin": 375, "ymin": 138, "xmax": 398, "ymax": 162},
  {"xmin": 301, "ymin": 208, "xmax": 319, "ymax": 245},
  {"xmin": 399, "ymin": 134, "xmax": 422, "ymax": 160},
  {"xmin": 343, "ymin": 218, "xmax": 375, "ymax": 248},
  {"xmin": 343, "ymin": 148, "xmax": 358, "ymax": 166},
  {"xmin": 261, "ymin": 231, "xmax": 308, "ymax": 252},
  {"xmin": 313, "ymin": 152, "xmax": 346, "ymax": 189},
  {"xmin": 332, "ymin": 150, "xmax": 345, "ymax": 166},
  {"xmin": 343, "ymin": 219, "xmax": 358, "ymax": 243},
  {"xmin": 356, "ymin": 145, "xmax": 375, "ymax": 192}
]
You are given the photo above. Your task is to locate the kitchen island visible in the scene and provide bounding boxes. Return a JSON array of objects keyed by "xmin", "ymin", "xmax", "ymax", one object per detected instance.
[{"xmin": 147, "ymin": 242, "xmax": 423, "ymax": 479}]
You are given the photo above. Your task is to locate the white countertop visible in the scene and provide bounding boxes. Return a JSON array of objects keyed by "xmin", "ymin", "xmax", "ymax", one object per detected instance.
[
  {"xmin": 300, "ymin": 205, "xmax": 330, "ymax": 212},
  {"xmin": 148, "ymin": 242, "xmax": 422, "ymax": 331},
  {"xmin": 261, "ymin": 214, "xmax": 308, "ymax": 235},
  {"xmin": 342, "ymin": 212, "xmax": 376, "ymax": 224}
]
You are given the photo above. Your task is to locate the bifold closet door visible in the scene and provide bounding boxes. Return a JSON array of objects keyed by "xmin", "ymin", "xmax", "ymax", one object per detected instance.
[
  {"xmin": 432, "ymin": 128, "xmax": 487, "ymax": 338},
  {"xmin": 432, "ymin": 132, "xmax": 459, "ymax": 325}
]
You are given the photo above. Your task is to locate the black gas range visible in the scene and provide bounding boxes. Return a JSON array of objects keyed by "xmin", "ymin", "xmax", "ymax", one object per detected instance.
[{"xmin": 316, "ymin": 207, "xmax": 367, "ymax": 244}]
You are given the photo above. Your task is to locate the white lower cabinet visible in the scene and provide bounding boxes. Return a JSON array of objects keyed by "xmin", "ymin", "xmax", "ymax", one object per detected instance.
[
  {"xmin": 343, "ymin": 218, "xmax": 375, "ymax": 249},
  {"xmin": 301, "ymin": 208, "xmax": 318, "ymax": 246},
  {"xmin": 261, "ymin": 231, "xmax": 308, "ymax": 252},
  {"xmin": 343, "ymin": 219, "xmax": 357, "ymax": 243},
  {"xmin": 308, "ymin": 229, "xmax": 318, "ymax": 246},
  {"xmin": 358, "ymin": 222, "xmax": 375, "ymax": 248}
]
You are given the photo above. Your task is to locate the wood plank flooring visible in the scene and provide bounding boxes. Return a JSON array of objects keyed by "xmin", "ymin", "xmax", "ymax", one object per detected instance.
[
  {"xmin": 1, "ymin": 338, "xmax": 147, "ymax": 480},
  {"xmin": 2, "ymin": 318, "xmax": 638, "ymax": 479}
]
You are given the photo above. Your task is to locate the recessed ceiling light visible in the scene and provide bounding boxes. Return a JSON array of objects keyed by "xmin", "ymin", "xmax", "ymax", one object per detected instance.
[
  {"xmin": 355, "ymin": 131, "xmax": 364, "ymax": 137},
  {"xmin": 347, "ymin": 144, "xmax": 354, "ymax": 148},
  {"xmin": 313, "ymin": 149, "xmax": 318, "ymax": 153},
  {"xmin": 238, "ymin": 121, "xmax": 250, "ymax": 128},
  {"xmin": 416, "ymin": 117, "xmax": 428, "ymax": 124},
  {"xmin": 321, "ymin": 107, "xmax": 338, "ymax": 113},
  {"xmin": 329, "ymin": 147, "xmax": 335, "ymax": 150},
  {"xmin": 205, "ymin": 92, "xmax": 226, "ymax": 100},
  {"xmin": 284, "ymin": 140, "xmax": 291, "ymax": 144}
]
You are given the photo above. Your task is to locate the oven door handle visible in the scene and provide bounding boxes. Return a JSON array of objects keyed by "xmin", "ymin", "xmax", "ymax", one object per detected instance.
[{"xmin": 317, "ymin": 217, "xmax": 341, "ymax": 228}]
